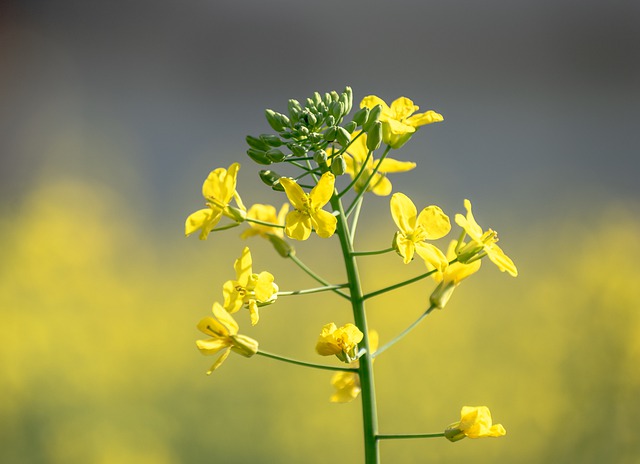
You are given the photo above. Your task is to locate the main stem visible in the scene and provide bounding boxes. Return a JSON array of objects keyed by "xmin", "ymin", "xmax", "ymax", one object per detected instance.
[{"xmin": 330, "ymin": 195, "xmax": 379, "ymax": 464}]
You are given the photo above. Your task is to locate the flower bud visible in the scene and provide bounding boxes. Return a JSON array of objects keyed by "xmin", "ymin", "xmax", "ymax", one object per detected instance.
[
  {"xmin": 230, "ymin": 334, "xmax": 259, "ymax": 358},
  {"xmin": 288, "ymin": 99, "xmax": 302, "ymax": 115},
  {"xmin": 289, "ymin": 144, "xmax": 306, "ymax": 157},
  {"xmin": 335, "ymin": 127, "xmax": 351, "ymax": 147},
  {"xmin": 363, "ymin": 104, "xmax": 382, "ymax": 132},
  {"xmin": 344, "ymin": 121, "xmax": 357, "ymax": 133},
  {"xmin": 352, "ymin": 107, "xmax": 369, "ymax": 126},
  {"xmin": 323, "ymin": 126, "xmax": 338, "ymax": 142},
  {"xmin": 260, "ymin": 134, "xmax": 282, "ymax": 147},
  {"xmin": 313, "ymin": 149, "xmax": 328, "ymax": 164},
  {"xmin": 266, "ymin": 148, "xmax": 286, "ymax": 162},
  {"xmin": 247, "ymin": 148, "xmax": 272, "ymax": 165},
  {"xmin": 313, "ymin": 92, "xmax": 323, "ymax": 107},
  {"xmin": 246, "ymin": 135, "xmax": 270, "ymax": 151},
  {"xmin": 325, "ymin": 115, "xmax": 336, "ymax": 127},
  {"xmin": 330, "ymin": 101, "xmax": 344, "ymax": 120},
  {"xmin": 342, "ymin": 86, "xmax": 353, "ymax": 114},
  {"xmin": 330, "ymin": 90, "xmax": 340, "ymax": 102},
  {"xmin": 224, "ymin": 205, "xmax": 247, "ymax": 223},
  {"xmin": 331, "ymin": 155, "xmax": 347, "ymax": 175},
  {"xmin": 268, "ymin": 234, "xmax": 295, "ymax": 257},
  {"xmin": 366, "ymin": 121, "xmax": 383, "ymax": 151},
  {"xmin": 444, "ymin": 425, "xmax": 466, "ymax": 443},
  {"xmin": 259, "ymin": 169, "xmax": 285, "ymax": 191},
  {"xmin": 265, "ymin": 109, "xmax": 289, "ymax": 132}
]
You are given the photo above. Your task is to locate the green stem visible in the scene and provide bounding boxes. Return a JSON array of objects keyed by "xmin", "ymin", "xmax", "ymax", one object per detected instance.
[
  {"xmin": 349, "ymin": 196, "xmax": 363, "ymax": 245},
  {"xmin": 245, "ymin": 218, "xmax": 285, "ymax": 229},
  {"xmin": 373, "ymin": 305, "xmax": 435, "ymax": 358},
  {"xmin": 363, "ymin": 269, "xmax": 438, "ymax": 300},
  {"xmin": 337, "ymin": 149, "xmax": 373, "ymax": 198},
  {"xmin": 288, "ymin": 254, "xmax": 350, "ymax": 300},
  {"xmin": 210, "ymin": 222, "xmax": 241, "ymax": 232},
  {"xmin": 256, "ymin": 351, "xmax": 357, "ymax": 372},
  {"xmin": 278, "ymin": 284, "xmax": 348, "ymax": 296},
  {"xmin": 351, "ymin": 247, "xmax": 395, "ymax": 257},
  {"xmin": 344, "ymin": 145, "xmax": 391, "ymax": 218},
  {"xmin": 376, "ymin": 433, "xmax": 445, "ymax": 440},
  {"xmin": 330, "ymin": 194, "xmax": 379, "ymax": 464}
]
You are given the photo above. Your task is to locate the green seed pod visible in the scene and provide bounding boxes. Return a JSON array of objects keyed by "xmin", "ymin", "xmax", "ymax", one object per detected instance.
[
  {"xmin": 323, "ymin": 126, "xmax": 338, "ymax": 142},
  {"xmin": 344, "ymin": 121, "xmax": 357, "ymax": 134},
  {"xmin": 331, "ymin": 155, "xmax": 347, "ymax": 175},
  {"xmin": 352, "ymin": 107, "xmax": 369, "ymax": 126},
  {"xmin": 260, "ymin": 134, "xmax": 283, "ymax": 147},
  {"xmin": 246, "ymin": 135, "xmax": 270, "ymax": 151},
  {"xmin": 366, "ymin": 121, "xmax": 383, "ymax": 151},
  {"xmin": 335, "ymin": 126, "xmax": 351, "ymax": 147},
  {"xmin": 247, "ymin": 148, "xmax": 272, "ymax": 165},
  {"xmin": 266, "ymin": 148, "xmax": 286, "ymax": 162},
  {"xmin": 313, "ymin": 149, "xmax": 327, "ymax": 164},
  {"xmin": 363, "ymin": 104, "xmax": 382, "ymax": 132}
]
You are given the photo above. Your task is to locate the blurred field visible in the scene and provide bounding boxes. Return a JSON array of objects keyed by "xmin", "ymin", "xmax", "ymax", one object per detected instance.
[{"xmin": 1, "ymin": 170, "xmax": 638, "ymax": 463}]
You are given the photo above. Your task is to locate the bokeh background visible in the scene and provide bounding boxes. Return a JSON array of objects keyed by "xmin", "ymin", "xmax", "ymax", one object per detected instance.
[{"xmin": 1, "ymin": 1, "xmax": 639, "ymax": 463}]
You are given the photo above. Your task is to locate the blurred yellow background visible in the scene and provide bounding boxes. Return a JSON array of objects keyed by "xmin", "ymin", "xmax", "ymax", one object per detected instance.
[{"xmin": 1, "ymin": 1, "xmax": 639, "ymax": 463}]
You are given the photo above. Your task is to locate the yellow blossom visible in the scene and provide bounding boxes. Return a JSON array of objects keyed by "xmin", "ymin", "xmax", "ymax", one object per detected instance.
[
  {"xmin": 223, "ymin": 247, "xmax": 278, "ymax": 325},
  {"xmin": 279, "ymin": 172, "xmax": 337, "ymax": 241},
  {"xmin": 330, "ymin": 331, "xmax": 378, "ymax": 403},
  {"xmin": 240, "ymin": 203, "xmax": 289, "ymax": 239},
  {"xmin": 195, "ymin": 302, "xmax": 258, "ymax": 375},
  {"xmin": 360, "ymin": 95, "xmax": 443, "ymax": 149},
  {"xmin": 454, "ymin": 199, "xmax": 518, "ymax": 277},
  {"xmin": 430, "ymin": 240, "xmax": 482, "ymax": 309},
  {"xmin": 316, "ymin": 322, "xmax": 363, "ymax": 363},
  {"xmin": 336, "ymin": 131, "xmax": 416, "ymax": 196},
  {"xmin": 390, "ymin": 192, "xmax": 450, "ymax": 270},
  {"xmin": 185, "ymin": 163, "xmax": 246, "ymax": 240},
  {"xmin": 444, "ymin": 406, "xmax": 506, "ymax": 442}
]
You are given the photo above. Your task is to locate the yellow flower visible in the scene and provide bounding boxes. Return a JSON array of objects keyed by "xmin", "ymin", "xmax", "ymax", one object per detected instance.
[
  {"xmin": 360, "ymin": 95, "xmax": 443, "ymax": 149},
  {"xmin": 429, "ymin": 240, "xmax": 482, "ymax": 309},
  {"xmin": 223, "ymin": 247, "xmax": 278, "ymax": 326},
  {"xmin": 185, "ymin": 163, "xmax": 246, "ymax": 240},
  {"xmin": 390, "ymin": 192, "xmax": 450, "ymax": 270},
  {"xmin": 454, "ymin": 199, "xmax": 518, "ymax": 277},
  {"xmin": 195, "ymin": 302, "xmax": 258, "ymax": 375},
  {"xmin": 240, "ymin": 203, "xmax": 289, "ymax": 239},
  {"xmin": 444, "ymin": 406, "xmax": 506, "ymax": 442},
  {"xmin": 279, "ymin": 172, "xmax": 337, "ymax": 241},
  {"xmin": 330, "ymin": 331, "xmax": 378, "ymax": 403},
  {"xmin": 336, "ymin": 131, "xmax": 416, "ymax": 196},
  {"xmin": 316, "ymin": 322, "xmax": 363, "ymax": 363}
]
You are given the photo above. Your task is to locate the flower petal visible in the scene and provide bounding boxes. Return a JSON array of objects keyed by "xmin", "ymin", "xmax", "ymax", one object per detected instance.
[
  {"xmin": 285, "ymin": 210, "xmax": 312, "ymax": 241},
  {"xmin": 360, "ymin": 95, "xmax": 390, "ymax": 114},
  {"xmin": 417, "ymin": 205, "xmax": 451, "ymax": 240},
  {"xmin": 377, "ymin": 158, "xmax": 416, "ymax": 173},
  {"xmin": 405, "ymin": 110, "xmax": 444, "ymax": 128},
  {"xmin": 197, "ymin": 316, "xmax": 228, "ymax": 338},
  {"xmin": 196, "ymin": 337, "xmax": 231, "ymax": 355},
  {"xmin": 310, "ymin": 209, "xmax": 337, "ymax": 238},
  {"xmin": 234, "ymin": 247, "xmax": 253, "ymax": 285},
  {"xmin": 487, "ymin": 244, "xmax": 518, "ymax": 277},
  {"xmin": 370, "ymin": 175, "xmax": 392, "ymax": 196},
  {"xmin": 222, "ymin": 280, "xmax": 244, "ymax": 313},
  {"xmin": 206, "ymin": 347, "xmax": 232, "ymax": 374},
  {"xmin": 309, "ymin": 172, "xmax": 335, "ymax": 209},
  {"xmin": 389, "ymin": 96, "xmax": 418, "ymax": 120},
  {"xmin": 254, "ymin": 271, "xmax": 276, "ymax": 302},
  {"xmin": 279, "ymin": 177, "xmax": 308, "ymax": 210},
  {"xmin": 395, "ymin": 235, "xmax": 416, "ymax": 264},
  {"xmin": 390, "ymin": 193, "xmax": 417, "ymax": 234},
  {"xmin": 185, "ymin": 208, "xmax": 222, "ymax": 239},
  {"xmin": 415, "ymin": 242, "xmax": 448, "ymax": 271},
  {"xmin": 211, "ymin": 302, "xmax": 239, "ymax": 335}
]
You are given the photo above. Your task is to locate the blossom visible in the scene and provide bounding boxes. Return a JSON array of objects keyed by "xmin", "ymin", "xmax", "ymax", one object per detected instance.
[
  {"xmin": 338, "ymin": 131, "xmax": 416, "ymax": 196},
  {"xmin": 316, "ymin": 322, "xmax": 363, "ymax": 363},
  {"xmin": 241, "ymin": 203, "xmax": 289, "ymax": 239},
  {"xmin": 360, "ymin": 95, "xmax": 443, "ymax": 149},
  {"xmin": 390, "ymin": 192, "xmax": 450, "ymax": 270},
  {"xmin": 279, "ymin": 172, "xmax": 337, "ymax": 241},
  {"xmin": 444, "ymin": 406, "xmax": 506, "ymax": 442},
  {"xmin": 454, "ymin": 199, "xmax": 518, "ymax": 277},
  {"xmin": 429, "ymin": 240, "xmax": 482, "ymax": 309},
  {"xmin": 223, "ymin": 247, "xmax": 278, "ymax": 325},
  {"xmin": 185, "ymin": 163, "xmax": 246, "ymax": 240},
  {"xmin": 330, "ymin": 331, "xmax": 378, "ymax": 403},
  {"xmin": 195, "ymin": 302, "xmax": 258, "ymax": 374}
]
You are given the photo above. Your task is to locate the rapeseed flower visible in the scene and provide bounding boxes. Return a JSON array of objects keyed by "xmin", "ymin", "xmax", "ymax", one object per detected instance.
[
  {"xmin": 430, "ymin": 240, "xmax": 482, "ymax": 309},
  {"xmin": 444, "ymin": 406, "xmax": 506, "ymax": 442},
  {"xmin": 330, "ymin": 331, "xmax": 378, "ymax": 403},
  {"xmin": 241, "ymin": 203, "xmax": 289, "ymax": 239},
  {"xmin": 316, "ymin": 322, "xmax": 363, "ymax": 363}
]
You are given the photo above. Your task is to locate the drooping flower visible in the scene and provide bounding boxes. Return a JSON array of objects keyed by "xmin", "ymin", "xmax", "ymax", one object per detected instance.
[
  {"xmin": 360, "ymin": 95, "xmax": 443, "ymax": 149},
  {"xmin": 444, "ymin": 406, "xmax": 506, "ymax": 442},
  {"xmin": 185, "ymin": 163, "xmax": 246, "ymax": 240},
  {"xmin": 337, "ymin": 131, "xmax": 416, "ymax": 196},
  {"xmin": 279, "ymin": 172, "xmax": 337, "ymax": 241},
  {"xmin": 241, "ymin": 203, "xmax": 289, "ymax": 239},
  {"xmin": 223, "ymin": 247, "xmax": 278, "ymax": 325},
  {"xmin": 330, "ymin": 331, "xmax": 378, "ymax": 403},
  {"xmin": 454, "ymin": 199, "xmax": 518, "ymax": 277},
  {"xmin": 429, "ymin": 240, "xmax": 482, "ymax": 309},
  {"xmin": 195, "ymin": 302, "xmax": 258, "ymax": 375},
  {"xmin": 316, "ymin": 322, "xmax": 363, "ymax": 363},
  {"xmin": 390, "ymin": 192, "xmax": 450, "ymax": 270}
]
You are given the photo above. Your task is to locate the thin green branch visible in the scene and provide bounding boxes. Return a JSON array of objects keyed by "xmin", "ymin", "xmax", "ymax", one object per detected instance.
[
  {"xmin": 278, "ymin": 284, "xmax": 348, "ymax": 296},
  {"xmin": 363, "ymin": 269, "xmax": 437, "ymax": 300},
  {"xmin": 376, "ymin": 433, "xmax": 445, "ymax": 440},
  {"xmin": 373, "ymin": 305, "xmax": 436, "ymax": 358},
  {"xmin": 210, "ymin": 222, "xmax": 241, "ymax": 232},
  {"xmin": 348, "ymin": 196, "xmax": 363, "ymax": 245},
  {"xmin": 245, "ymin": 218, "xmax": 285, "ymax": 229},
  {"xmin": 288, "ymin": 254, "xmax": 350, "ymax": 300},
  {"xmin": 351, "ymin": 247, "xmax": 395, "ymax": 257},
  {"xmin": 345, "ymin": 145, "xmax": 392, "ymax": 218},
  {"xmin": 337, "ymin": 149, "xmax": 373, "ymax": 198},
  {"xmin": 256, "ymin": 351, "xmax": 357, "ymax": 372}
]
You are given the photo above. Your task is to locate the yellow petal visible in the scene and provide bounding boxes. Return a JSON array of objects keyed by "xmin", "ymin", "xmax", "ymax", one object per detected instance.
[
  {"xmin": 377, "ymin": 158, "xmax": 416, "ymax": 173},
  {"xmin": 395, "ymin": 235, "xmax": 415, "ymax": 264},
  {"xmin": 487, "ymin": 244, "xmax": 518, "ymax": 277},
  {"xmin": 330, "ymin": 371, "xmax": 361, "ymax": 403},
  {"xmin": 279, "ymin": 177, "xmax": 308, "ymax": 210},
  {"xmin": 390, "ymin": 192, "xmax": 417, "ymax": 234},
  {"xmin": 222, "ymin": 280, "xmax": 244, "ymax": 313},
  {"xmin": 344, "ymin": 131, "xmax": 369, "ymax": 163},
  {"xmin": 285, "ymin": 210, "xmax": 312, "ymax": 241},
  {"xmin": 185, "ymin": 208, "xmax": 222, "ymax": 239},
  {"xmin": 309, "ymin": 172, "xmax": 335, "ymax": 209},
  {"xmin": 360, "ymin": 95, "xmax": 390, "ymax": 114},
  {"xmin": 196, "ymin": 337, "xmax": 231, "ymax": 355},
  {"xmin": 248, "ymin": 300, "xmax": 260, "ymax": 325},
  {"xmin": 389, "ymin": 96, "xmax": 418, "ymax": 120},
  {"xmin": 222, "ymin": 162, "xmax": 241, "ymax": 204},
  {"xmin": 405, "ymin": 110, "xmax": 444, "ymax": 128},
  {"xmin": 254, "ymin": 271, "xmax": 276, "ymax": 302},
  {"xmin": 310, "ymin": 209, "xmax": 337, "ymax": 238},
  {"xmin": 415, "ymin": 242, "xmax": 448, "ymax": 271},
  {"xmin": 206, "ymin": 347, "xmax": 232, "ymax": 374},
  {"xmin": 211, "ymin": 302, "xmax": 239, "ymax": 335},
  {"xmin": 457, "ymin": 199, "xmax": 483, "ymax": 240},
  {"xmin": 234, "ymin": 247, "xmax": 253, "ymax": 285},
  {"xmin": 416, "ymin": 205, "xmax": 451, "ymax": 240},
  {"xmin": 197, "ymin": 316, "xmax": 228, "ymax": 338},
  {"xmin": 370, "ymin": 175, "xmax": 392, "ymax": 196}
]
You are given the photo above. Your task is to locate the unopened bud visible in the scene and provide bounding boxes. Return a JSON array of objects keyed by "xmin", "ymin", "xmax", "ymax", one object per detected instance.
[
  {"xmin": 247, "ymin": 148, "xmax": 272, "ymax": 165},
  {"xmin": 259, "ymin": 169, "xmax": 282, "ymax": 188},
  {"xmin": 289, "ymin": 144, "xmax": 306, "ymax": 157},
  {"xmin": 331, "ymin": 155, "xmax": 347, "ymax": 175},
  {"xmin": 352, "ymin": 107, "xmax": 369, "ymax": 126},
  {"xmin": 265, "ymin": 109, "xmax": 289, "ymax": 132},
  {"xmin": 268, "ymin": 234, "xmax": 295, "ymax": 258},
  {"xmin": 260, "ymin": 134, "xmax": 282, "ymax": 147},
  {"xmin": 335, "ymin": 126, "xmax": 351, "ymax": 147},
  {"xmin": 288, "ymin": 99, "xmax": 302, "ymax": 115},
  {"xmin": 266, "ymin": 148, "xmax": 286, "ymax": 162},
  {"xmin": 323, "ymin": 126, "xmax": 338, "ymax": 142},
  {"xmin": 366, "ymin": 121, "xmax": 383, "ymax": 151},
  {"xmin": 225, "ymin": 205, "xmax": 247, "ymax": 223},
  {"xmin": 363, "ymin": 104, "xmax": 382, "ymax": 132},
  {"xmin": 246, "ymin": 135, "xmax": 269, "ymax": 151},
  {"xmin": 344, "ymin": 121, "xmax": 357, "ymax": 133},
  {"xmin": 313, "ymin": 149, "xmax": 328, "ymax": 164}
]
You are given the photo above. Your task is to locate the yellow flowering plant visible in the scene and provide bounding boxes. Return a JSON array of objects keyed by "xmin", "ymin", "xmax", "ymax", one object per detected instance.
[{"xmin": 185, "ymin": 87, "xmax": 517, "ymax": 462}]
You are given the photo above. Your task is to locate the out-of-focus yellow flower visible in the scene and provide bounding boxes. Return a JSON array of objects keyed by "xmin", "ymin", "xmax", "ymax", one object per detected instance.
[
  {"xmin": 279, "ymin": 172, "xmax": 337, "ymax": 241},
  {"xmin": 430, "ymin": 240, "xmax": 482, "ymax": 309},
  {"xmin": 316, "ymin": 322, "xmax": 363, "ymax": 363},
  {"xmin": 241, "ymin": 203, "xmax": 289, "ymax": 239},
  {"xmin": 330, "ymin": 331, "xmax": 378, "ymax": 403},
  {"xmin": 444, "ymin": 406, "xmax": 506, "ymax": 442},
  {"xmin": 196, "ymin": 302, "xmax": 258, "ymax": 375},
  {"xmin": 337, "ymin": 131, "xmax": 416, "ymax": 196},
  {"xmin": 390, "ymin": 192, "xmax": 450, "ymax": 270},
  {"xmin": 360, "ymin": 95, "xmax": 443, "ymax": 149},
  {"xmin": 185, "ymin": 163, "xmax": 246, "ymax": 240},
  {"xmin": 223, "ymin": 247, "xmax": 278, "ymax": 325},
  {"xmin": 455, "ymin": 199, "xmax": 518, "ymax": 277}
]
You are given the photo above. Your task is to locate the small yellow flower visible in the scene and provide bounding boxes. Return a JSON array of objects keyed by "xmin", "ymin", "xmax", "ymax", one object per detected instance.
[
  {"xmin": 223, "ymin": 247, "xmax": 278, "ymax": 325},
  {"xmin": 454, "ymin": 199, "xmax": 518, "ymax": 277},
  {"xmin": 279, "ymin": 172, "xmax": 337, "ymax": 241},
  {"xmin": 430, "ymin": 240, "xmax": 482, "ymax": 309},
  {"xmin": 241, "ymin": 203, "xmax": 289, "ymax": 239},
  {"xmin": 390, "ymin": 192, "xmax": 450, "ymax": 270},
  {"xmin": 444, "ymin": 406, "xmax": 506, "ymax": 442},
  {"xmin": 195, "ymin": 302, "xmax": 258, "ymax": 375},
  {"xmin": 316, "ymin": 322, "xmax": 363, "ymax": 363},
  {"xmin": 360, "ymin": 95, "xmax": 443, "ymax": 149},
  {"xmin": 330, "ymin": 331, "xmax": 378, "ymax": 403},
  {"xmin": 185, "ymin": 163, "xmax": 246, "ymax": 240},
  {"xmin": 336, "ymin": 131, "xmax": 416, "ymax": 196}
]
